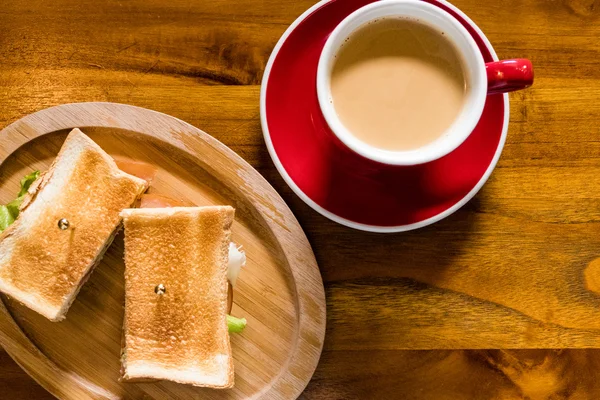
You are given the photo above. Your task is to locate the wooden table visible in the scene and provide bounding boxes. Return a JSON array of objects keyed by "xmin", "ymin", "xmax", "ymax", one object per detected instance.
[{"xmin": 2, "ymin": 0, "xmax": 600, "ymax": 398}]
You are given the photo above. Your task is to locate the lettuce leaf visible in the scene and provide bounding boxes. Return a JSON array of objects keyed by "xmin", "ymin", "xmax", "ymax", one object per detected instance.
[
  {"xmin": 0, "ymin": 170, "xmax": 40, "ymax": 233},
  {"xmin": 5, "ymin": 198, "xmax": 21, "ymax": 220},
  {"xmin": 227, "ymin": 314, "xmax": 247, "ymax": 333},
  {"xmin": 0, "ymin": 206, "xmax": 14, "ymax": 232},
  {"xmin": 18, "ymin": 170, "xmax": 40, "ymax": 197}
]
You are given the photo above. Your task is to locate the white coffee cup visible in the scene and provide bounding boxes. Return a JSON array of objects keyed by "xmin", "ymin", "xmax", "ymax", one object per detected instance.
[{"xmin": 316, "ymin": 0, "xmax": 531, "ymax": 166}]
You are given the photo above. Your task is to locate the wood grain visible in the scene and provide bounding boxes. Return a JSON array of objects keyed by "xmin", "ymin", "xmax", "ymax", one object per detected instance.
[{"xmin": 2, "ymin": 0, "xmax": 600, "ymax": 398}]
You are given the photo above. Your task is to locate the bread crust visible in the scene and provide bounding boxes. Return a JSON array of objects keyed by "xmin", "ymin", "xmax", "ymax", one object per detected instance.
[{"xmin": 120, "ymin": 206, "xmax": 235, "ymax": 389}]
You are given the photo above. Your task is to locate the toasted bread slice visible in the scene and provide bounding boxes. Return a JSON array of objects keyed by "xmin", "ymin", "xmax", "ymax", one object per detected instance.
[
  {"xmin": 120, "ymin": 206, "xmax": 235, "ymax": 389},
  {"xmin": 0, "ymin": 128, "xmax": 147, "ymax": 321}
]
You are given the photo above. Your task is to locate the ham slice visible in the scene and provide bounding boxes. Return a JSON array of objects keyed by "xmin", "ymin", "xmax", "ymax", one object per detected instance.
[{"xmin": 114, "ymin": 159, "xmax": 158, "ymax": 184}]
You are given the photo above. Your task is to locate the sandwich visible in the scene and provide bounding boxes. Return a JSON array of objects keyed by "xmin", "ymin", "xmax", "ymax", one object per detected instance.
[
  {"xmin": 0, "ymin": 128, "xmax": 148, "ymax": 321},
  {"xmin": 120, "ymin": 206, "xmax": 243, "ymax": 388}
]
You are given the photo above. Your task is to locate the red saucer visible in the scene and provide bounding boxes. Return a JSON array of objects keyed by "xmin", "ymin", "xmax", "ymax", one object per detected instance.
[{"xmin": 260, "ymin": 0, "xmax": 508, "ymax": 232}]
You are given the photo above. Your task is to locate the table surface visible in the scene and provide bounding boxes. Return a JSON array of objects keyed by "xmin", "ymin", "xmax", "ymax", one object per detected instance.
[{"xmin": 2, "ymin": 0, "xmax": 600, "ymax": 398}]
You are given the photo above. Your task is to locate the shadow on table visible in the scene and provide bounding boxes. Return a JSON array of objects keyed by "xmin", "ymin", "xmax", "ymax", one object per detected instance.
[{"xmin": 298, "ymin": 192, "xmax": 481, "ymax": 284}]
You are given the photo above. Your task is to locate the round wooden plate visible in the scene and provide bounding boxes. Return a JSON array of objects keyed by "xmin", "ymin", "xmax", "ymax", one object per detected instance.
[{"xmin": 0, "ymin": 103, "xmax": 326, "ymax": 400}]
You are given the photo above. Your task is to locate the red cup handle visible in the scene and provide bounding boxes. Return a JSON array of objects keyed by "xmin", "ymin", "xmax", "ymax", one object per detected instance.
[{"xmin": 486, "ymin": 58, "xmax": 533, "ymax": 94}]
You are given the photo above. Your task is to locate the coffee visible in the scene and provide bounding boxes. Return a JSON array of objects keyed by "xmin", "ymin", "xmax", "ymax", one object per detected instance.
[{"xmin": 330, "ymin": 18, "xmax": 467, "ymax": 151}]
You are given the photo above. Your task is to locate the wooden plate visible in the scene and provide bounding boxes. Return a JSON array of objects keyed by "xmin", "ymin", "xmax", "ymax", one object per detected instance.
[{"xmin": 0, "ymin": 102, "xmax": 326, "ymax": 400}]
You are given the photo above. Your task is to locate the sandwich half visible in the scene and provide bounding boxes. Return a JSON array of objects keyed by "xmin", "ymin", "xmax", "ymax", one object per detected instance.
[
  {"xmin": 120, "ymin": 206, "xmax": 235, "ymax": 388},
  {"xmin": 0, "ymin": 128, "xmax": 148, "ymax": 321}
]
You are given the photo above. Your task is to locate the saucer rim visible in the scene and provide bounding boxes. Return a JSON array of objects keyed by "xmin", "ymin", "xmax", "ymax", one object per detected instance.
[{"xmin": 260, "ymin": 0, "xmax": 509, "ymax": 233}]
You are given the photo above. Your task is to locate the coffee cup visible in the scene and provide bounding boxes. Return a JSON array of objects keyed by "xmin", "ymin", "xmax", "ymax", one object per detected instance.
[{"xmin": 316, "ymin": 0, "xmax": 533, "ymax": 166}]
